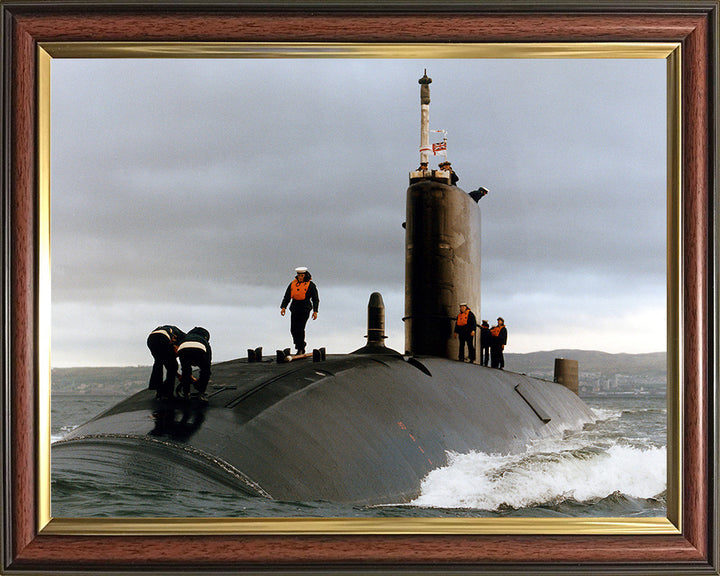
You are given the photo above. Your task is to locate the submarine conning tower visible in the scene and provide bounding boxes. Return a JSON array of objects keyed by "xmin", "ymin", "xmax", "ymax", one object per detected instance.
[{"xmin": 404, "ymin": 71, "xmax": 482, "ymax": 359}]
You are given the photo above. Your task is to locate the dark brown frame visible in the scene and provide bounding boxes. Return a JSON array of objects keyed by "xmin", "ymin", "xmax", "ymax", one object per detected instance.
[{"xmin": 2, "ymin": 1, "xmax": 717, "ymax": 574}]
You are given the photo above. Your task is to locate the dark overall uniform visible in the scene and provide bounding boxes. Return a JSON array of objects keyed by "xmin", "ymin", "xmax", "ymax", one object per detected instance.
[
  {"xmin": 281, "ymin": 274, "xmax": 319, "ymax": 354},
  {"xmin": 177, "ymin": 327, "xmax": 212, "ymax": 398},
  {"xmin": 479, "ymin": 323, "xmax": 492, "ymax": 366},
  {"xmin": 490, "ymin": 324, "xmax": 508, "ymax": 369},
  {"xmin": 147, "ymin": 325, "xmax": 185, "ymax": 399},
  {"xmin": 454, "ymin": 308, "xmax": 477, "ymax": 363}
]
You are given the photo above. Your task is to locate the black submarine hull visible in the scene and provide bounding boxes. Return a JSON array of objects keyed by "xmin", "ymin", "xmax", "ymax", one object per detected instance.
[{"xmin": 53, "ymin": 353, "xmax": 596, "ymax": 505}]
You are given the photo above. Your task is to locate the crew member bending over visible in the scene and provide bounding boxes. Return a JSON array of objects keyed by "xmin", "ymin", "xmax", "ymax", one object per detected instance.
[
  {"xmin": 177, "ymin": 326, "xmax": 212, "ymax": 401},
  {"xmin": 147, "ymin": 325, "xmax": 185, "ymax": 400}
]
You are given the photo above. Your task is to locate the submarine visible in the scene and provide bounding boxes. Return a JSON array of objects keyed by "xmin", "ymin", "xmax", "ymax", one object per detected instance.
[{"xmin": 52, "ymin": 72, "xmax": 596, "ymax": 506}]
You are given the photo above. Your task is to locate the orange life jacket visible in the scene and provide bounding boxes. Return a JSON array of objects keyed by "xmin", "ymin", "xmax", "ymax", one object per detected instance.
[
  {"xmin": 291, "ymin": 279, "xmax": 310, "ymax": 300},
  {"xmin": 456, "ymin": 310, "xmax": 470, "ymax": 326},
  {"xmin": 491, "ymin": 325, "xmax": 502, "ymax": 337}
]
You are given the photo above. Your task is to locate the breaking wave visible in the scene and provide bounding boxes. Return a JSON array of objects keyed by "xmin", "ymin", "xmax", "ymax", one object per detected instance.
[
  {"xmin": 411, "ymin": 443, "xmax": 666, "ymax": 511},
  {"xmin": 410, "ymin": 400, "xmax": 667, "ymax": 514}
]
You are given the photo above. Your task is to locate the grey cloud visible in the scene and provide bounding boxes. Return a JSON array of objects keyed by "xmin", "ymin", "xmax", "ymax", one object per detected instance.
[{"xmin": 50, "ymin": 57, "xmax": 667, "ymax": 365}]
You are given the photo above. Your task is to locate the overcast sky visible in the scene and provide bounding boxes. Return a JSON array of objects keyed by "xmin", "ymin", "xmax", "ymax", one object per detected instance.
[{"xmin": 50, "ymin": 56, "xmax": 666, "ymax": 367}]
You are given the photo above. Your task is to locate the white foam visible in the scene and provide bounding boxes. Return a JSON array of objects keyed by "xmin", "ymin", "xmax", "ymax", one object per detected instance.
[
  {"xmin": 590, "ymin": 406, "xmax": 622, "ymax": 421},
  {"xmin": 411, "ymin": 443, "xmax": 666, "ymax": 510}
]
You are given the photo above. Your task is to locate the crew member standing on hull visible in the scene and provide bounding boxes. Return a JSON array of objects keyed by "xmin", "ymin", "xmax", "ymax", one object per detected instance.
[
  {"xmin": 280, "ymin": 267, "xmax": 319, "ymax": 355},
  {"xmin": 479, "ymin": 320, "xmax": 492, "ymax": 367},
  {"xmin": 147, "ymin": 325, "xmax": 186, "ymax": 400},
  {"xmin": 177, "ymin": 327, "xmax": 212, "ymax": 401},
  {"xmin": 490, "ymin": 317, "xmax": 508, "ymax": 369},
  {"xmin": 453, "ymin": 303, "xmax": 477, "ymax": 363}
]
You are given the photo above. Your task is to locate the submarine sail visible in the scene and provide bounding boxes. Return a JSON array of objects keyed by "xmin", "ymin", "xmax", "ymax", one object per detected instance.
[{"xmin": 404, "ymin": 175, "xmax": 481, "ymax": 359}]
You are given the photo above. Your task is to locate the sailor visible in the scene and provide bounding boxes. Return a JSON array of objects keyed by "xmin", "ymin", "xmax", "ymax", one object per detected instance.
[
  {"xmin": 479, "ymin": 320, "xmax": 492, "ymax": 367},
  {"xmin": 490, "ymin": 317, "xmax": 508, "ymax": 369},
  {"xmin": 147, "ymin": 325, "xmax": 185, "ymax": 400},
  {"xmin": 438, "ymin": 160, "xmax": 459, "ymax": 186},
  {"xmin": 177, "ymin": 327, "xmax": 212, "ymax": 401},
  {"xmin": 453, "ymin": 303, "xmax": 477, "ymax": 363},
  {"xmin": 280, "ymin": 266, "xmax": 319, "ymax": 355}
]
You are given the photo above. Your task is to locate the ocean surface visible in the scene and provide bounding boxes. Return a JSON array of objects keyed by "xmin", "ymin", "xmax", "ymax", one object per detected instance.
[{"xmin": 51, "ymin": 393, "xmax": 667, "ymax": 518}]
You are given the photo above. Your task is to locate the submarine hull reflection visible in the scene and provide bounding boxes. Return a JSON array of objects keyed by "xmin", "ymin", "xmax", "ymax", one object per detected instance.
[{"xmin": 53, "ymin": 352, "xmax": 595, "ymax": 505}]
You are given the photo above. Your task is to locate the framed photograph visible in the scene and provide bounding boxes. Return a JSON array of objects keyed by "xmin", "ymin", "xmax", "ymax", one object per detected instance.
[{"xmin": 2, "ymin": 1, "xmax": 716, "ymax": 574}]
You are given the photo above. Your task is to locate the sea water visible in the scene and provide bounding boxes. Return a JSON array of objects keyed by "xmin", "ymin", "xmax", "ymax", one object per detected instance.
[{"xmin": 51, "ymin": 394, "xmax": 667, "ymax": 518}]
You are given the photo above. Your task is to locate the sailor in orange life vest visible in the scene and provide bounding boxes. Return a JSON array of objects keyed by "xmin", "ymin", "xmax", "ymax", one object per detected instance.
[
  {"xmin": 453, "ymin": 302, "xmax": 477, "ymax": 363},
  {"xmin": 280, "ymin": 267, "xmax": 319, "ymax": 355},
  {"xmin": 490, "ymin": 317, "xmax": 508, "ymax": 369}
]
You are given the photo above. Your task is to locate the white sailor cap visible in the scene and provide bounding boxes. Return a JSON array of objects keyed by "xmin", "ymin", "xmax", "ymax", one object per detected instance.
[
  {"xmin": 459, "ymin": 302, "xmax": 467, "ymax": 307},
  {"xmin": 295, "ymin": 266, "xmax": 308, "ymax": 273}
]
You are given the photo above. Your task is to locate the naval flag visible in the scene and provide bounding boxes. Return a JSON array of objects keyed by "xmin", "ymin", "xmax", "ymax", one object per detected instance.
[
  {"xmin": 420, "ymin": 129, "xmax": 448, "ymax": 156},
  {"xmin": 432, "ymin": 140, "xmax": 447, "ymax": 155}
]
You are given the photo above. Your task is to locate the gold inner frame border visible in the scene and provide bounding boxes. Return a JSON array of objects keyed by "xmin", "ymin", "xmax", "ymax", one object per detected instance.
[{"xmin": 36, "ymin": 41, "xmax": 682, "ymax": 537}]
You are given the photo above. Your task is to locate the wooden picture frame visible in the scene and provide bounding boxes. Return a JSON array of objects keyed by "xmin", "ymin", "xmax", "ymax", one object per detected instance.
[{"xmin": 2, "ymin": 1, "xmax": 717, "ymax": 573}]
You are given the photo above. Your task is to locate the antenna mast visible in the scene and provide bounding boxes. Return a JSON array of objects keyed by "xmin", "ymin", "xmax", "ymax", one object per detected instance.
[{"xmin": 418, "ymin": 70, "xmax": 432, "ymax": 165}]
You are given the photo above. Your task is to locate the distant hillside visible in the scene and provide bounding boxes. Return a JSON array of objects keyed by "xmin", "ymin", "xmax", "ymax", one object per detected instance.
[
  {"xmin": 51, "ymin": 350, "xmax": 667, "ymax": 396},
  {"xmin": 52, "ymin": 365, "xmax": 150, "ymax": 396},
  {"xmin": 505, "ymin": 349, "xmax": 666, "ymax": 376}
]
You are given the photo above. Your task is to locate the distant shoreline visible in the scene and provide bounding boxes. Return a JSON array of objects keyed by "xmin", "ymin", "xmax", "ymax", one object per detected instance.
[
  {"xmin": 51, "ymin": 348, "xmax": 667, "ymax": 371},
  {"xmin": 50, "ymin": 349, "xmax": 667, "ymax": 397}
]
